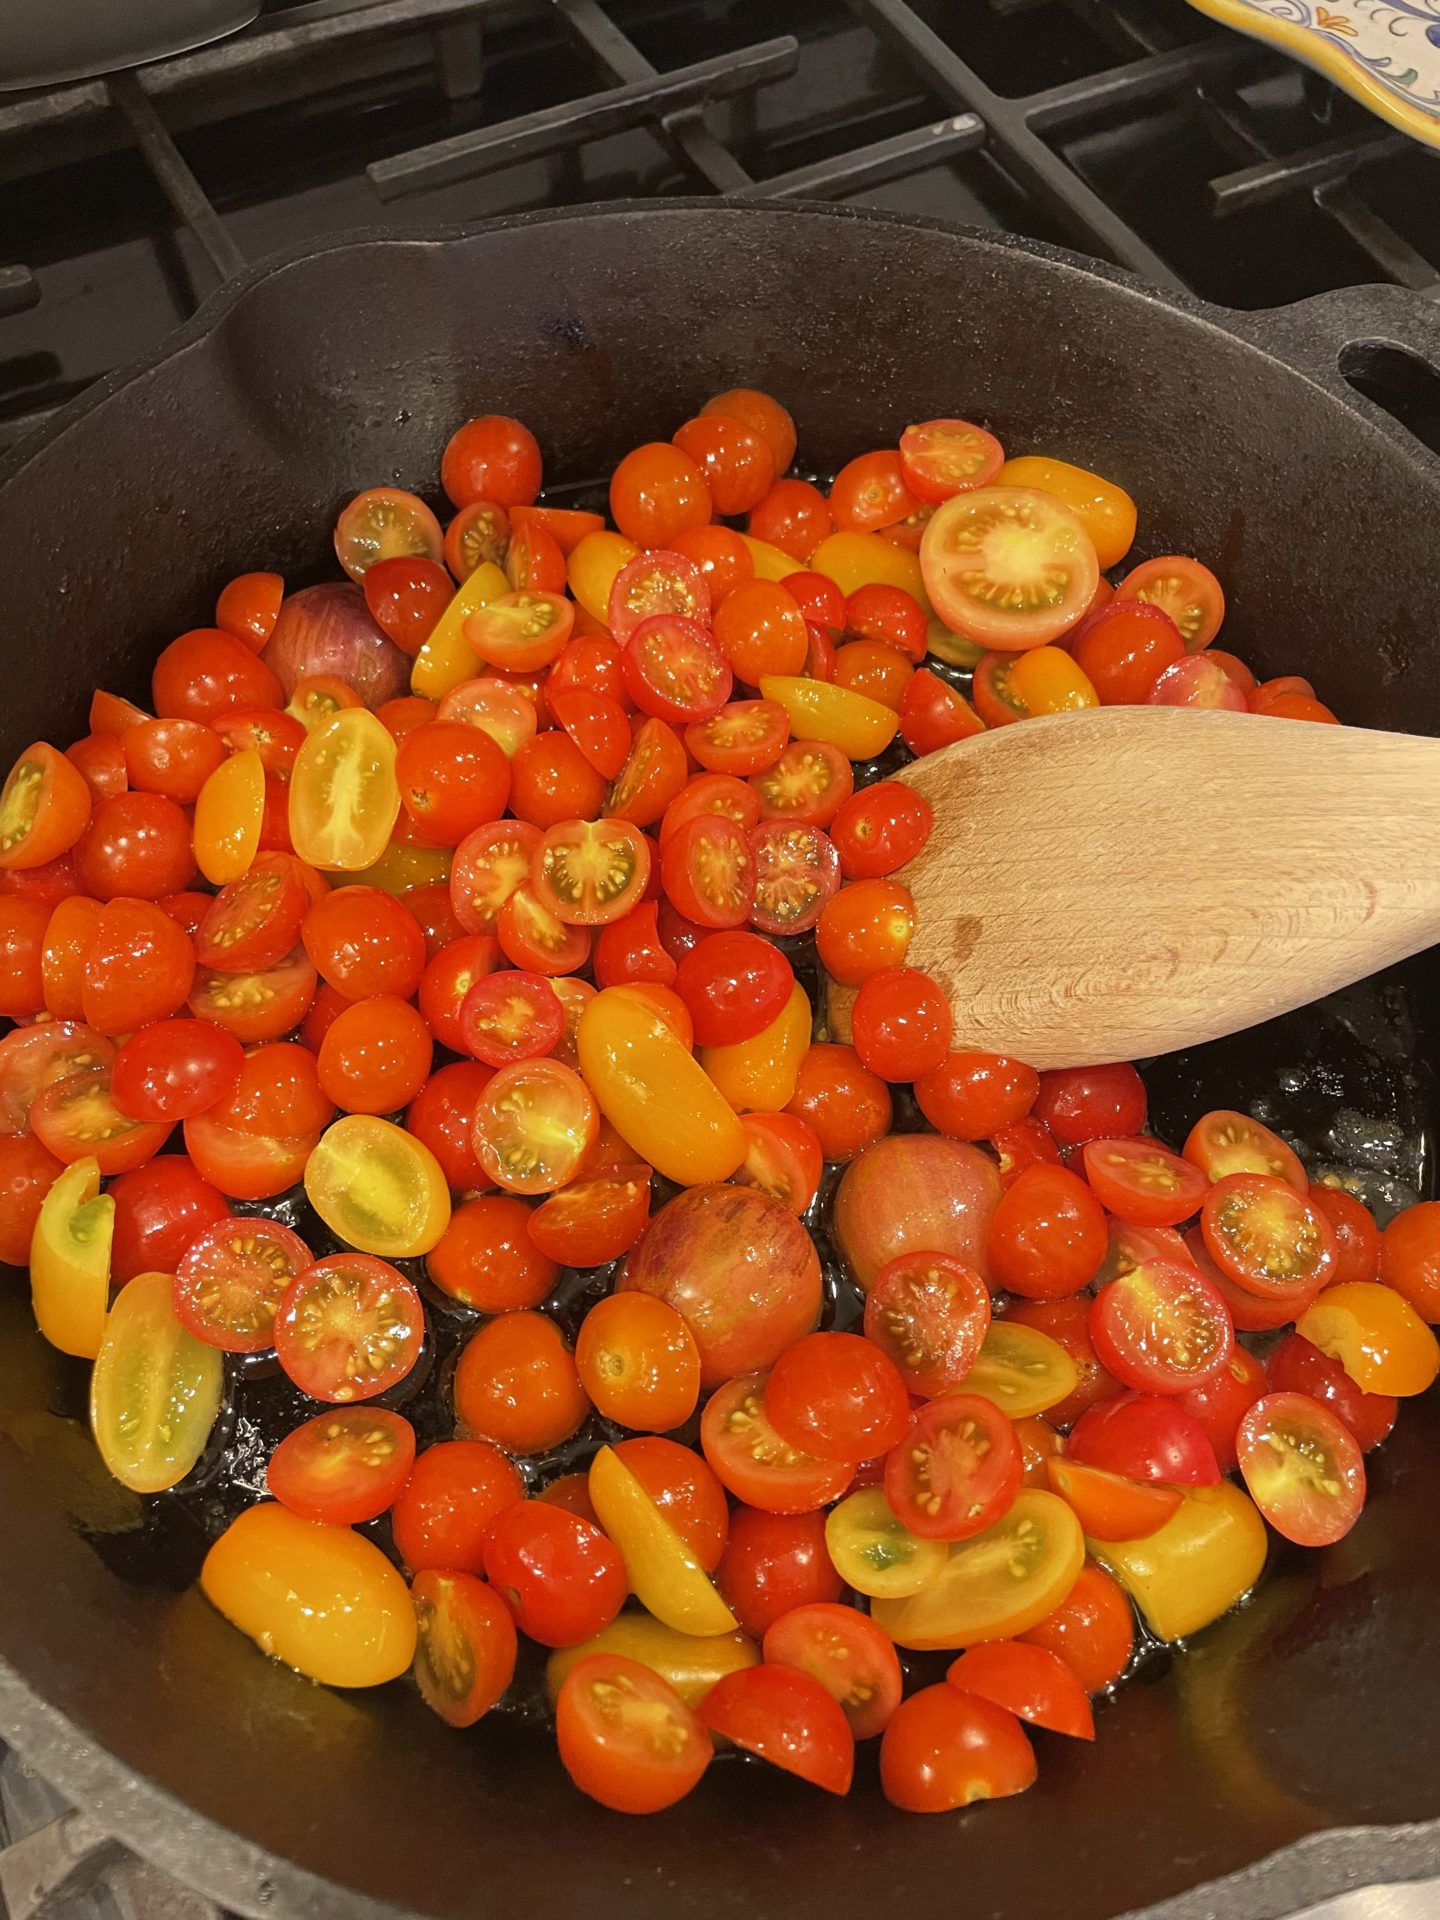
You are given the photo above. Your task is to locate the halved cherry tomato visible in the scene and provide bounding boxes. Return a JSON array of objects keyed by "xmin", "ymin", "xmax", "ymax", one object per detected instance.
[
  {"xmin": 885, "ymin": 1394, "xmax": 1021, "ymax": 1542},
  {"xmin": 498, "ymin": 881, "xmax": 593, "ymax": 975},
  {"xmin": 607, "ymin": 717, "xmax": 689, "ymax": 826},
  {"xmin": 29, "ymin": 1156, "xmax": 111, "ymax": 1357},
  {"xmin": 532, "ymin": 817, "xmax": 651, "ymax": 927},
  {"xmin": 698, "ymin": 1663, "xmax": 853, "ymax": 1795},
  {"xmin": 216, "ymin": 570, "xmax": 284, "ymax": 650},
  {"xmin": 503, "ymin": 520, "xmax": 566, "ymax": 595},
  {"xmin": 266, "ymin": 1406, "xmax": 416, "ymax": 1525},
  {"xmin": 527, "ymin": 1161, "xmax": 651, "ymax": 1267},
  {"xmin": 830, "ymin": 449, "xmax": 920, "ymax": 534},
  {"xmin": 460, "ymin": 970, "xmax": 564, "ymax": 1067},
  {"xmin": 763, "ymin": 1602, "xmax": 902, "ymax": 1741},
  {"xmin": 451, "ymin": 819, "xmax": 541, "ymax": 934},
  {"xmin": 1115, "ymin": 554, "xmax": 1224, "ymax": 652},
  {"xmin": 481, "ymin": 1500, "xmax": 626, "ymax": 1647},
  {"xmin": 1035, "ymin": 1062, "xmax": 1147, "ymax": 1146},
  {"xmin": 759, "ymin": 675, "xmax": 899, "ymax": 761},
  {"xmin": 273, "ymin": 1252, "xmax": 423, "ymax": 1402},
  {"xmin": 900, "ymin": 418, "xmax": 1005, "ymax": 503},
  {"xmin": 958, "ymin": 1322, "xmax": 1079, "ymax": 1420},
  {"xmin": 1082, "ymin": 1137, "xmax": 1209, "ymax": 1228},
  {"xmin": 32, "ymin": 1068, "xmax": 170, "ymax": 1176},
  {"xmin": 1089, "ymin": 1256, "xmax": 1233, "ymax": 1395},
  {"xmin": 1045, "ymin": 1457, "xmax": 1183, "ymax": 1542},
  {"xmin": 661, "ymin": 814, "xmax": 754, "ymax": 930},
  {"xmin": 173, "ymin": 1213, "xmax": 311, "ymax": 1352},
  {"xmin": 921, "ymin": 485, "xmax": 1098, "ymax": 652},
  {"xmin": 749, "ymin": 741, "xmax": 853, "ymax": 829},
  {"xmin": 862, "ymin": 1252, "xmax": 991, "ymax": 1397},
  {"xmin": 474, "ymin": 1057, "xmax": 598, "ymax": 1195},
  {"xmin": 871, "ymin": 1490, "xmax": 1084, "ymax": 1649},
  {"xmin": 1296, "ymin": 1280, "xmax": 1440, "ymax": 1396},
  {"xmin": 749, "ymin": 820, "xmax": 840, "ymax": 935},
  {"xmin": 1148, "ymin": 655, "xmax": 1246, "ymax": 709},
  {"xmin": 823, "ymin": 1487, "xmax": 947, "ymax": 1601},
  {"xmin": 898, "ymin": 668, "xmax": 985, "ymax": 754},
  {"xmin": 556, "ymin": 1654, "xmax": 711, "ymax": 1814},
  {"xmin": 412, "ymin": 1569, "xmax": 518, "ymax": 1729},
  {"xmin": 1201, "ymin": 1173, "xmax": 1336, "ymax": 1301},
  {"xmin": 1183, "ymin": 1108, "xmax": 1307, "ymax": 1190},
  {"xmin": 880, "ymin": 1684, "xmax": 1035, "ymax": 1811},
  {"xmin": 289, "ymin": 710, "xmax": 400, "ymax": 872},
  {"xmin": 195, "ymin": 852, "xmax": 307, "ymax": 972},
  {"xmin": 152, "ymin": 628, "xmax": 282, "ymax": 725},
  {"xmin": 684, "ymin": 701, "xmax": 789, "ymax": 779},
  {"xmin": 610, "ymin": 442, "xmax": 712, "ymax": 549},
  {"xmin": 947, "ymin": 1640, "xmax": 1094, "ymax": 1739},
  {"xmin": 733, "ymin": 1110, "xmax": 823, "ymax": 1215},
  {"xmin": 0, "ymin": 743, "xmax": 92, "ymax": 870},
  {"xmin": 546, "ymin": 686, "xmax": 629, "ymax": 781},
  {"xmin": 465, "ymin": 590, "xmax": 573, "ymax": 672},
  {"xmin": 334, "ymin": 486, "xmax": 446, "ymax": 581},
  {"xmin": 701, "ymin": 1372, "xmax": 852, "ymax": 1513},
  {"xmin": 112, "ymin": 1019, "xmax": 243, "ymax": 1124},
  {"xmin": 1236, "ymin": 1391, "xmax": 1364, "ymax": 1547},
  {"xmin": 305, "ymin": 1114, "xmax": 451, "ymax": 1259},
  {"xmin": 607, "ymin": 551, "xmax": 711, "ymax": 643},
  {"xmin": 437, "ymin": 675, "xmax": 538, "ymax": 758},
  {"xmin": 188, "ymin": 947, "xmax": 317, "ymax": 1045},
  {"xmin": 90, "ymin": 1270, "xmax": 222, "ymax": 1493}
]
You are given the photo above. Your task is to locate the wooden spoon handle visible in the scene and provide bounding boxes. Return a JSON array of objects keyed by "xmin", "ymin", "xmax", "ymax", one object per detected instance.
[{"xmin": 895, "ymin": 707, "xmax": 1440, "ymax": 1070}]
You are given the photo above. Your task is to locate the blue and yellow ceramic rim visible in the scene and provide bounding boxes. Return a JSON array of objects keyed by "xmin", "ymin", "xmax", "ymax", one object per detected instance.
[{"xmin": 1187, "ymin": 0, "xmax": 1440, "ymax": 150}]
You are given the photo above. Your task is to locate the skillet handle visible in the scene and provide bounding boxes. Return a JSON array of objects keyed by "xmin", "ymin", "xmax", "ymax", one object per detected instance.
[{"xmin": 1242, "ymin": 283, "xmax": 1440, "ymax": 460}]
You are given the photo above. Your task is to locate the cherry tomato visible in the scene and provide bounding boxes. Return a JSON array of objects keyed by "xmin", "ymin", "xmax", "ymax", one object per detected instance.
[
  {"xmin": 880, "ymin": 1684, "xmax": 1035, "ymax": 1812},
  {"xmin": 684, "ymin": 701, "xmax": 789, "ymax": 780},
  {"xmin": 362, "ymin": 555, "xmax": 453, "ymax": 654},
  {"xmin": 31, "ymin": 1066, "xmax": 170, "ymax": 1176},
  {"xmin": 921, "ymin": 485, "xmax": 1098, "ymax": 651},
  {"xmin": 1378, "ymin": 1197, "xmax": 1440, "ymax": 1318},
  {"xmin": 465, "ymin": 590, "xmax": 573, "ymax": 675},
  {"xmin": 1115, "ymin": 554, "xmax": 1224, "ymax": 651},
  {"xmin": 609, "ymin": 443, "xmax": 711, "ymax": 548},
  {"xmin": 986, "ymin": 1162, "xmax": 1106, "ymax": 1300},
  {"xmin": 97, "ymin": 1157, "xmax": 223, "ymax": 1292},
  {"xmin": 546, "ymin": 686, "xmax": 630, "ymax": 783},
  {"xmin": 195, "ymin": 853, "xmax": 307, "ymax": 973},
  {"xmin": 188, "ymin": 947, "xmax": 317, "ymax": 1045},
  {"xmin": 760, "ymin": 675, "xmax": 899, "ymax": 761},
  {"xmin": 0, "ymin": 894, "xmax": 50, "ymax": 1016},
  {"xmin": 763, "ymin": 1603, "xmax": 901, "ymax": 1741},
  {"xmin": 391, "ymin": 1439, "xmax": 523, "ymax": 1574},
  {"xmin": 1296, "ymin": 1280, "xmax": 1440, "ymax": 1396},
  {"xmin": 1070, "ymin": 600, "xmax": 1183, "ymax": 704},
  {"xmin": 1202, "ymin": 1173, "xmax": 1336, "ymax": 1301},
  {"xmin": 863, "ymin": 1252, "xmax": 991, "ymax": 1397},
  {"xmin": 265, "ymin": 1406, "xmax": 415, "ymax": 1526},
  {"xmin": 1005, "ymin": 1294, "xmax": 1119, "ymax": 1429},
  {"xmin": 216, "ymin": 570, "xmax": 284, "ymax": 650},
  {"xmin": 1148, "ymin": 654, "xmax": 1246, "ymax": 709},
  {"xmin": 715, "ymin": 1508, "xmax": 842, "ymax": 1641},
  {"xmin": 0, "ymin": 743, "xmax": 92, "ymax": 870},
  {"xmin": 288, "ymin": 709, "xmax": 400, "ymax": 872},
  {"xmin": 670, "ymin": 524, "xmax": 754, "ymax": 602},
  {"xmin": 574, "ymin": 1292, "xmax": 700, "ymax": 1433},
  {"xmin": 152, "ymin": 627, "xmax": 283, "ymax": 724},
  {"xmin": 504, "ymin": 520, "xmax": 566, "ymax": 595},
  {"xmin": 829, "ymin": 779, "xmax": 934, "ymax": 881},
  {"xmin": 748, "ymin": 479, "xmax": 833, "ymax": 563},
  {"xmin": 1236, "ymin": 1391, "xmax": 1364, "ymax": 1546},
  {"xmin": 412, "ymin": 1569, "xmax": 517, "ymax": 1729},
  {"xmin": 748, "ymin": 741, "xmax": 853, "ymax": 833},
  {"xmin": 438, "ymin": 674, "xmax": 538, "ymax": 758},
  {"xmin": 73, "ymin": 791, "xmax": 193, "ymax": 900},
  {"xmin": 557, "ymin": 1654, "xmax": 711, "ymax": 1814},
  {"xmin": 898, "ymin": 668, "xmax": 985, "ymax": 754},
  {"xmin": 169, "ymin": 1210, "xmax": 308, "ymax": 1350},
  {"xmin": 302, "ymin": 884, "xmax": 426, "ymax": 998},
  {"xmin": 1067, "ymin": 1391, "xmax": 1220, "ymax": 1485},
  {"xmin": 1179, "ymin": 1345, "xmax": 1267, "ymax": 1471},
  {"xmin": 899, "ymin": 418, "xmax": 1005, "ymax": 503},
  {"xmin": 1034, "ymin": 1063, "xmax": 1147, "ymax": 1146},
  {"xmin": 1088, "ymin": 1256, "xmax": 1234, "ymax": 1394},
  {"xmin": 65, "ymin": 735, "xmax": 128, "ymax": 805},
  {"xmin": 112, "ymin": 1019, "xmax": 243, "ymax": 1125},
  {"xmin": 1310, "ymin": 1183, "xmax": 1381, "ymax": 1288},
  {"xmin": 1082, "ymin": 1136, "xmax": 1209, "ymax": 1229},
  {"xmin": 473, "ymin": 1056, "xmax": 597, "ymax": 1195},
  {"xmin": 733, "ymin": 1110, "xmax": 823, "ymax": 1215},
  {"xmin": 453, "ymin": 1310, "xmax": 589, "ymax": 1453},
  {"xmin": 334, "ymin": 488, "xmax": 443, "ymax": 581},
  {"xmin": 393, "ymin": 720, "xmax": 511, "ymax": 846},
  {"xmin": 441, "ymin": 414, "xmax": 541, "ymax": 510},
  {"xmin": 77, "ymin": 898, "xmax": 195, "ymax": 1037},
  {"xmin": 523, "ymin": 1157, "xmax": 648, "ymax": 1279},
  {"xmin": 762, "ymin": 1331, "xmax": 908, "ymax": 1464},
  {"xmin": 607, "ymin": 550, "xmax": 711, "ymax": 643},
  {"xmin": 482, "ymin": 1500, "xmax": 626, "ymax": 1648},
  {"xmin": 816, "ymin": 882, "xmax": 915, "ymax": 986},
  {"xmin": 317, "ymin": 996, "xmax": 432, "ymax": 1114},
  {"xmin": 1045, "ymin": 1457, "xmax": 1182, "ymax": 1542},
  {"xmin": 90, "ymin": 1269, "xmax": 222, "ymax": 1492},
  {"xmin": 1265, "ymin": 1332, "xmax": 1397, "ymax": 1452},
  {"xmin": 1019, "ymin": 1561, "xmax": 1133, "ymax": 1692},
  {"xmin": 700, "ymin": 1661, "xmax": 853, "ymax": 1794},
  {"xmin": 749, "ymin": 820, "xmax": 840, "ymax": 936},
  {"xmin": 712, "ymin": 580, "xmax": 807, "ymax": 686},
  {"xmin": 214, "ymin": 707, "xmax": 305, "ymax": 780},
  {"xmin": 884, "ymin": 1393, "xmax": 1022, "ymax": 1542},
  {"xmin": 785, "ymin": 1043, "xmax": 892, "ymax": 1162},
  {"xmin": 460, "ymin": 970, "xmax": 564, "ymax": 1068},
  {"xmin": 527, "ymin": 816, "xmax": 650, "ymax": 930},
  {"xmin": 672, "ymin": 415, "xmax": 774, "ymax": 516},
  {"xmin": 450, "ymin": 820, "xmax": 541, "ymax": 935},
  {"xmin": 672, "ymin": 929, "xmax": 791, "ymax": 1047},
  {"xmin": 701, "ymin": 1372, "xmax": 852, "ymax": 1513},
  {"xmin": 912, "ymin": 1051, "xmax": 1035, "ymax": 1140},
  {"xmin": 947, "ymin": 1639, "xmax": 1094, "ymax": 1739}
]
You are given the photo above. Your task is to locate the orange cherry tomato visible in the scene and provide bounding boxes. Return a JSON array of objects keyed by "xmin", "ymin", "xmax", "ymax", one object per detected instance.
[
  {"xmin": 453, "ymin": 1310, "xmax": 589, "ymax": 1453},
  {"xmin": 829, "ymin": 450, "xmax": 920, "ymax": 534},
  {"xmin": 700, "ymin": 386, "xmax": 796, "ymax": 474},
  {"xmin": 0, "ymin": 743, "xmax": 92, "ymax": 870},
  {"xmin": 575, "ymin": 1292, "xmax": 701, "ymax": 1433},
  {"xmin": 610, "ymin": 443, "xmax": 712, "ymax": 548},
  {"xmin": 672, "ymin": 415, "xmax": 774, "ymax": 517}
]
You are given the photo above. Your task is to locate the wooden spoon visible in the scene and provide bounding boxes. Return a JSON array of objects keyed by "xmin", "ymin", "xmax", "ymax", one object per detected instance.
[{"xmin": 894, "ymin": 704, "xmax": 1440, "ymax": 1072}]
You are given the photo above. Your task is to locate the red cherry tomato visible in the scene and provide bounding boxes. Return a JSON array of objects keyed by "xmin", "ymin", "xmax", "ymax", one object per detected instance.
[
  {"xmin": 1034, "ymin": 1063, "xmax": 1147, "ymax": 1146},
  {"xmin": 391, "ymin": 1439, "xmax": 524, "ymax": 1574},
  {"xmin": 763, "ymin": 1603, "xmax": 903, "ymax": 1741},
  {"xmin": 1266, "ymin": 1332, "xmax": 1397, "ymax": 1453},
  {"xmin": 698, "ymin": 1663, "xmax": 854, "ymax": 1794},
  {"xmin": 880, "ymin": 1685, "xmax": 1035, "ymax": 1813},
  {"xmin": 273, "ymin": 1254, "xmax": 423, "ymax": 1403},
  {"xmin": 112, "ymin": 1019, "xmax": 244, "ymax": 1124},
  {"xmin": 850, "ymin": 966, "xmax": 952, "ymax": 1081},
  {"xmin": 987, "ymin": 1163, "xmax": 1106, "ymax": 1300},
  {"xmin": 701, "ymin": 1372, "xmax": 852, "ymax": 1514},
  {"xmin": 1236, "ymin": 1391, "xmax": 1364, "ymax": 1546},
  {"xmin": 442, "ymin": 415, "xmax": 542, "ymax": 510},
  {"xmin": 947, "ymin": 1640, "xmax": 1094, "ymax": 1739},
  {"xmin": 482, "ymin": 1500, "xmax": 626, "ymax": 1647},
  {"xmin": 1088, "ymin": 1256, "xmax": 1234, "ymax": 1395},
  {"xmin": 715, "ymin": 1506, "xmax": 843, "ymax": 1639},
  {"xmin": 1201, "ymin": 1173, "xmax": 1337, "ymax": 1301},
  {"xmin": 173, "ymin": 1213, "xmax": 312, "ymax": 1349},
  {"xmin": 863, "ymin": 1252, "xmax": 991, "ymax": 1397},
  {"xmin": 830, "ymin": 779, "xmax": 935, "ymax": 880},
  {"xmin": 1067, "ymin": 1391, "xmax": 1221, "ymax": 1485},
  {"xmin": 556, "ymin": 1654, "xmax": 711, "ymax": 1814},
  {"xmin": 748, "ymin": 820, "xmax": 839, "ymax": 936},
  {"xmin": 763, "ymin": 1331, "xmax": 910, "ymax": 1464},
  {"xmin": 107, "ymin": 1155, "xmax": 229, "ymax": 1284},
  {"xmin": 1180, "ymin": 1345, "xmax": 1267, "ymax": 1471},
  {"xmin": 1082, "ymin": 1136, "xmax": 1210, "ymax": 1229},
  {"xmin": 884, "ymin": 1394, "xmax": 1022, "ymax": 1541}
]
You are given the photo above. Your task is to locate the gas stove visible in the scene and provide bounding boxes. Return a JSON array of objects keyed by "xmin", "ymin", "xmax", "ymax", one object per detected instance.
[{"xmin": 2, "ymin": 3, "xmax": 1439, "ymax": 1917}]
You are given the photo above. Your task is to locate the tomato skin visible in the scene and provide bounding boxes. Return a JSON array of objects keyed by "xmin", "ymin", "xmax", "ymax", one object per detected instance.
[
  {"xmin": 834, "ymin": 1132, "xmax": 1000, "ymax": 1291},
  {"xmin": 556, "ymin": 1653, "xmax": 711, "ymax": 1814},
  {"xmin": 1265, "ymin": 1332, "xmax": 1397, "ymax": 1452},
  {"xmin": 106, "ymin": 1154, "xmax": 229, "ymax": 1283},
  {"xmin": 391, "ymin": 1439, "xmax": 524, "ymax": 1575},
  {"xmin": 74, "ymin": 792, "xmax": 194, "ymax": 900},
  {"xmin": 987, "ymin": 1163, "xmax": 1106, "ymax": 1300},
  {"xmin": 698, "ymin": 1662, "xmax": 854, "ymax": 1795},
  {"xmin": 482, "ymin": 1501, "xmax": 627, "ymax": 1648},
  {"xmin": 0, "ymin": 894, "xmax": 49, "ymax": 1016},
  {"xmin": 610, "ymin": 442, "xmax": 711, "ymax": 548},
  {"xmin": 1378, "ymin": 1198, "xmax": 1440, "ymax": 1319},
  {"xmin": 1180, "ymin": 1345, "xmax": 1267, "ymax": 1471},
  {"xmin": 1068, "ymin": 1391, "xmax": 1221, "ymax": 1485},
  {"xmin": 880, "ymin": 1684, "xmax": 1035, "ymax": 1811},
  {"xmin": 453, "ymin": 1311, "xmax": 589, "ymax": 1454},
  {"xmin": 302, "ymin": 885, "xmax": 426, "ymax": 1000},
  {"xmin": 40, "ymin": 896, "xmax": 101, "ymax": 1021},
  {"xmin": 619, "ymin": 1183, "xmax": 821, "ymax": 1389},
  {"xmin": 1034, "ymin": 1063, "xmax": 1146, "ymax": 1145},
  {"xmin": 674, "ymin": 930, "xmax": 793, "ymax": 1047},
  {"xmin": 267, "ymin": 1407, "xmax": 416, "ymax": 1525},
  {"xmin": 404, "ymin": 1062, "xmax": 493, "ymax": 1194},
  {"xmin": 1019, "ymin": 1561, "xmax": 1133, "ymax": 1692},
  {"xmin": 715, "ymin": 1507, "xmax": 842, "ymax": 1639},
  {"xmin": 80, "ymin": 898, "xmax": 196, "ymax": 1036},
  {"xmin": 0, "ymin": 1132, "xmax": 64, "ymax": 1265},
  {"xmin": 898, "ymin": 669, "xmax": 985, "ymax": 754},
  {"xmin": 947, "ymin": 1640, "xmax": 1095, "ymax": 1738},
  {"xmin": 0, "ymin": 743, "xmax": 93, "ymax": 870},
  {"xmin": 764, "ymin": 1331, "xmax": 909, "ymax": 1464},
  {"xmin": 152, "ymin": 627, "xmax": 283, "ymax": 723},
  {"xmin": 575, "ymin": 1293, "xmax": 700, "ymax": 1433},
  {"xmin": 66, "ymin": 734, "xmax": 128, "ymax": 805}
]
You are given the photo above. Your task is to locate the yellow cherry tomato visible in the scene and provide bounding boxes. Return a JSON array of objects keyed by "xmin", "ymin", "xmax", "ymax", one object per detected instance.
[
  {"xmin": 1090, "ymin": 1481, "xmax": 1266, "ymax": 1642},
  {"xmin": 201, "ymin": 1501, "xmax": 416, "ymax": 1687},
  {"xmin": 759, "ymin": 676, "xmax": 898, "ymax": 761},
  {"xmin": 699, "ymin": 978, "xmax": 810, "ymax": 1113},
  {"xmin": 739, "ymin": 533, "xmax": 800, "ymax": 583},
  {"xmin": 410, "ymin": 560, "xmax": 510, "ymax": 699},
  {"xmin": 193, "ymin": 748, "xmax": 264, "ymax": 885},
  {"xmin": 29, "ymin": 1155, "xmax": 110, "ymax": 1359},
  {"xmin": 576, "ymin": 985, "xmax": 745, "ymax": 1186},
  {"xmin": 925, "ymin": 614, "xmax": 984, "ymax": 671},
  {"xmin": 289, "ymin": 709, "xmax": 401, "ymax": 872},
  {"xmin": 350, "ymin": 837, "xmax": 451, "ymax": 896},
  {"xmin": 825, "ymin": 1487, "xmax": 948, "ymax": 1600},
  {"xmin": 955, "ymin": 1322, "xmax": 1079, "ymax": 1418},
  {"xmin": 1008, "ymin": 646, "xmax": 1099, "ymax": 714},
  {"xmin": 1296, "ymin": 1281, "xmax": 1440, "ymax": 1396},
  {"xmin": 567, "ymin": 532, "xmax": 638, "ymax": 624},
  {"xmin": 809, "ymin": 530, "xmax": 931, "ymax": 610},
  {"xmin": 999, "ymin": 455, "xmax": 1137, "ymax": 571},
  {"xmin": 545, "ymin": 1610, "xmax": 759, "ymax": 1710},
  {"xmin": 588, "ymin": 1444, "xmax": 738, "ymax": 1637},
  {"xmin": 871, "ymin": 1490, "xmax": 1084, "ymax": 1650},
  {"xmin": 304, "ymin": 1115, "xmax": 451, "ymax": 1258},
  {"xmin": 90, "ymin": 1270, "xmax": 223, "ymax": 1493}
]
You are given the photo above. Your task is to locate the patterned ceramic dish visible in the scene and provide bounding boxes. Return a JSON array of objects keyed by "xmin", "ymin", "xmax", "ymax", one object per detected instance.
[{"xmin": 1187, "ymin": 0, "xmax": 1440, "ymax": 148}]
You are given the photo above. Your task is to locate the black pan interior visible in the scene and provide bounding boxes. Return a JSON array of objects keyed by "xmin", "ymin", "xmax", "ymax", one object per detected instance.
[{"xmin": 2, "ymin": 203, "xmax": 1440, "ymax": 1920}]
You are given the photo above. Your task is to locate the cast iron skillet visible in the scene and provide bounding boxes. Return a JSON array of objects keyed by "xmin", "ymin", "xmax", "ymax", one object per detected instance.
[{"xmin": 3, "ymin": 202, "xmax": 1440, "ymax": 1920}]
